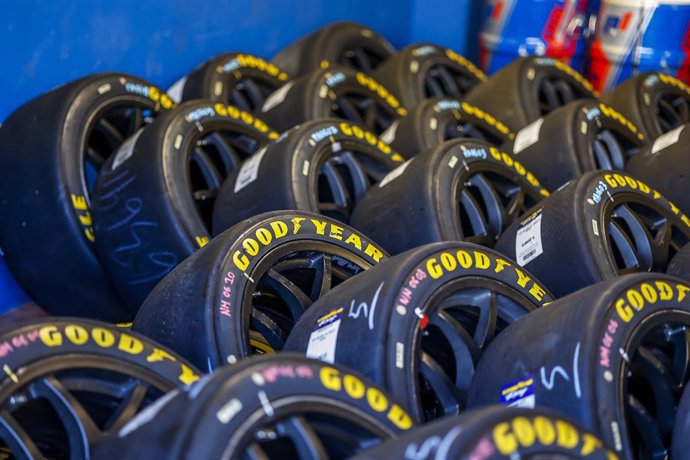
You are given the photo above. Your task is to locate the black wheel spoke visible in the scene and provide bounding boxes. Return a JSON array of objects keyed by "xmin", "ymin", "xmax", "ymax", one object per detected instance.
[
  {"xmin": 612, "ymin": 205, "xmax": 657, "ymax": 270},
  {"xmin": 263, "ymin": 269, "xmax": 313, "ymax": 319},
  {"xmin": 320, "ymin": 160, "xmax": 352, "ymax": 218},
  {"xmin": 469, "ymin": 173, "xmax": 504, "ymax": 233},
  {"xmin": 553, "ymin": 79, "xmax": 575, "ymax": 105},
  {"xmin": 105, "ymin": 382, "xmax": 149, "ymax": 433},
  {"xmin": 0, "ymin": 410, "xmax": 44, "ymax": 459},
  {"xmin": 241, "ymin": 79, "xmax": 267, "ymax": 110},
  {"xmin": 311, "ymin": 253, "xmax": 333, "ymax": 299},
  {"xmin": 87, "ymin": 147, "xmax": 108, "ymax": 169},
  {"xmin": 207, "ymin": 132, "xmax": 242, "ymax": 173},
  {"xmin": 250, "ymin": 307, "xmax": 287, "ymax": 351},
  {"xmin": 471, "ymin": 290, "xmax": 498, "ymax": 348},
  {"xmin": 349, "ymin": 48, "xmax": 373, "ymax": 73},
  {"xmin": 362, "ymin": 102, "xmax": 378, "ymax": 131},
  {"xmin": 538, "ymin": 80, "xmax": 560, "ymax": 113},
  {"xmin": 245, "ymin": 443, "xmax": 271, "ymax": 460},
  {"xmin": 657, "ymin": 98, "xmax": 682, "ymax": 131},
  {"xmin": 336, "ymin": 151, "xmax": 370, "ymax": 202},
  {"xmin": 96, "ymin": 118, "xmax": 125, "ymax": 147},
  {"xmin": 275, "ymin": 416, "xmax": 328, "ymax": 460},
  {"xmin": 435, "ymin": 66, "xmax": 460, "ymax": 96},
  {"xmin": 125, "ymin": 107, "xmax": 144, "ymax": 132},
  {"xmin": 459, "ymin": 188, "xmax": 491, "ymax": 243},
  {"xmin": 429, "ymin": 311, "xmax": 477, "ymax": 390},
  {"xmin": 594, "ymin": 129, "xmax": 625, "ymax": 170},
  {"xmin": 424, "ymin": 74, "xmax": 445, "ymax": 98},
  {"xmin": 192, "ymin": 147, "xmax": 224, "ymax": 191},
  {"xmin": 628, "ymin": 395, "xmax": 667, "ymax": 457},
  {"xmin": 608, "ymin": 218, "xmax": 643, "ymax": 271},
  {"xmin": 419, "ymin": 352, "xmax": 463, "ymax": 415},
  {"xmin": 230, "ymin": 88, "xmax": 253, "ymax": 112},
  {"xmin": 335, "ymin": 96, "xmax": 364, "ymax": 124}
]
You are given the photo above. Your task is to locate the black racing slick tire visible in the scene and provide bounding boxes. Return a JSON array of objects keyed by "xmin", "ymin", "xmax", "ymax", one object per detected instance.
[
  {"xmin": 272, "ymin": 22, "xmax": 396, "ymax": 77},
  {"xmin": 371, "ymin": 43, "xmax": 487, "ymax": 108},
  {"xmin": 167, "ymin": 52, "xmax": 290, "ymax": 113},
  {"xmin": 91, "ymin": 100, "xmax": 278, "ymax": 312},
  {"xmin": 673, "ymin": 385, "xmax": 690, "ymax": 459},
  {"xmin": 352, "ymin": 406, "xmax": 618, "ymax": 460},
  {"xmin": 463, "ymin": 56, "xmax": 597, "ymax": 132},
  {"xmin": 0, "ymin": 318, "xmax": 200, "ymax": 460},
  {"xmin": 667, "ymin": 243, "xmax": 690, "ymax": 282},
  {"xmin": 259, "ymin": 66, "xmax": 407, "ymax": 135},
  {"xmin": 212, "ymin": 119, "xmax": 405, "ymax": 233},
  {"xmin": 494, "ymin": 170, "xmax": 690, "ymax": 297},
  {"xmin": 350, "ymin": 139, "xmax": 549, "ymax": 255},
  {"xmin": 133, "ymin": 211, "xmax": 388, "ymax": 371},
  {"xmin": 0, "ymin": 74, "xmax": 173, "ymax": 321},
  {"xmin": 284, "ymin": 242, "xmax": 553, "ymax": 422},
  {"xmin": 380, "ymin": 98, "xmax": 515, "ymax": 158},
  {"xmin": 94, "ymin": 354, "xmax": 413, "ymax": 460},
  {"xmin": 625, "ymin": 123, "xmax": 690, "ymax": 215},
  {"xmin": 602, "ymin": 71, "xmax": 690, "ymax": 140},
  {"xmin": 467, "ymin": 274, "xmax": 690, "ymax": 460},
  {"xmin": 503, "ymin": 99, "xmax": 647, "ymax": 191}
]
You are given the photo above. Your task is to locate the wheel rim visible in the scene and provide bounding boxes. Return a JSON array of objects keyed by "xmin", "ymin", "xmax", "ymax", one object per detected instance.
[
  {"xmin": 536, "ymin": 77, "xmax": 577, "ymax": 115},
  {"xmin": 188, "ymin": 130, "xmax": 264, "ymax": 230},
  {"xmin": 242, "ymin": 241, "xmax": 373, "ymax": 355},
  {"xmin": 414, "ymin": 278, "xmax": 537, "ymax": 421},
  {"xmin": 423, "ymin": 64, "xmax": 476, "ymax": 99},
  {"xmin": 85, "ymin": 104, "xmax": 156, "ymax": 192},
  {"xmin": 454, "ymin": 166, "xmax": 541, "ymax": 247},
  {"xmin": 603, "ymin": 196, "xmax": 689, "ymax": 274},
  {"xmin": 654, "ymin": 93, "xmax": 690, "ymax": 135},
  {"xmin": 338, "ymin": 47, "xmax": 387, "ymax": 73},
  {"xmin": 623, "ymin": 311, "xmax": 690, "ymax": 458},
  {"xmin": 332, "ymin": 92, "xmax": 396, "ymax": 134},
  {"xmin": 0, "ymin": 356, "xmax": 173, "ymax": 460},
  {"xmin": 591, "ymin": 128, "xmax": 638, "ymax": 171},
  {"xmin": 227, "ymin": 77, "xmax": 279, "ymax": 113}
]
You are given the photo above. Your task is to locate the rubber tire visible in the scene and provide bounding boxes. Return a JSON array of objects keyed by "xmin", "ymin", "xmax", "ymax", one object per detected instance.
[
  {"xmin": 503, "ymin": 99, "xmax": 647, "ymax": 191},
  {"xmin": 673, "ymin": 385, "xmax": 690, "ymax": 460},
  {"xmin": 212, "ymin": 119, "xmax": 405, "ymax": 234},
  {"xmin": 667, "ymin": 243, "xmax": 690, "ymax": 282},
  {"xmin": 625, "ymin": 123, "xmax": 690, "ymax": 215},
  {"xmin": 271, "ymin": 22, "xmax": 396, "ymax": 77},
  {"xmin": 133, "ymin": 210, "xmax": 388, "ymax": 371},
  {"xmin": 494, "ymin": 170, "xmax": 690, "ymax": 297},
  {"xmin": 284, "ymin": 242, "xmax": 552, "ymax": 422},
  {"xmin": 372, "ymin": 43, "xmax": 487, "ymax": 108},
  {"xmin": 350, "ymin": 139, "xmax": 550, "ymax": 255},
  {"xmin": 169, "ymin": 52, "xmax": 290, "ymax": 112},
  {"xmin": 0, "ymin": 318, "xmax": 201, "ymax": 459},
  {"xmin": 351, "ymin": 405, "xmax": 618, "ymax": 459},
  {"xmin": 380, "ymin": 97, "xmax": 515, "ymax": 158},
  {"xmin": 0, "ymin": 73, "xmax": 173, "ymax": 321},
  {"xmin": 91, "ymin": 100, "xmax": 278, "ymax": 311},
  {"xmin": 463, "ymin": 56, "xmax": 597, "ymax": 133},
  {"xmin": 602, "ymin": 71, "xmax": 690, "ymax": 140},
  {"xmin": 467, "ymin": 273, "xmax": 690, "ymax": 460}
]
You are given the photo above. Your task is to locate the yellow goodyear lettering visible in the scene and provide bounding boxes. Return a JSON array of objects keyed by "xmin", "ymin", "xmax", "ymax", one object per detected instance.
[
  {"xmin": 320, "ymin": 366, "xmax": 412, "ymax": 430},
  {"xmin": 214, "ymin": 103, "xmax": 278, "ymax": 138},
  {"xmin": 231, "ymin": 220, "xmax": 292, "ymax": 271},
  {"xmin": 444, "ymin": 48, "xmax": 487, "ymax": 81},
  {"xmin": 354, "ymin": 72, "xmax": 407, "ymax": 116},
  {"xmin": 658, "ymin": 73, "xmax": 690, "ymax": 96},
  {"xmin": 552, "ymin": 59, "xmax": 596, "ymax": 95},
  {"xmin": 460, "ymin": 102, "xmax": 513, "ymax": 136},
  {"xmin": 195, "ymin": 236, "xmax": 209, "ymax": 248},
  {"xmin": 598, "ymin": 103, "xmax": 644, "ymax": 140},
  {"xmin": 493, "ymin": 416, "xmax": 613, "ymax": 457},
  {"xmin": 337, "ymin": 121, "xmax": 402, "ymax": 161},
  {"xmin": 615, "ymin": 280, "xmax": 689, "ymax": 323},
  {"xmin": 71, "ymin": 194, "xmax": 96, "ymax": 242},
  {"xmin": 230, "ymin": 54, "xmax": 289, "ymax": 81},
  {"xmin": 487, "ymin": 148, "xmax": 548, "ymax": 197}
]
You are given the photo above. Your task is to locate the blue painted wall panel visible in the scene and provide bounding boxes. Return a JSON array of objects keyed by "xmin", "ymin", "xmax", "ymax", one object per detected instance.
[{"xmin": 0, "ymin": 0, "xmax": 476, "ymax": 313}]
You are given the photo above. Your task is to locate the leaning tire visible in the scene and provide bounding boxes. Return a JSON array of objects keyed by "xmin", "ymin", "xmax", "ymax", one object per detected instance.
[
  {"xmin": 494, "ymin": 170, "xmax": 690, "ymax": 297},
  {"xmin": 350, "ymin": 139, "xmax": 550, "ymax": 255},
  {"xmin": 272, "ymin": 22, "xmax": 396, "ymax": 77},
  {"xmin": 212, "ymin": 119, "xmax": 405, "ymax": 233},
  {"xmin": 284, "ymin": 241, "xmax": 552, "ymax": 422},
  {"xmin": 625, "ymin": 123, "xmax": 690, "ymax": 215},
  {"xmin": 371, "ymin": 43, "xmax": 487, "ymax": 108},
  {"xmin": 259, "ymin": 66, "xmax": 407, "ymax": 135},
  {"xmin": 463, "ymin": 56, "xmax": 597, "ymax": 132},
  {"xmin": 167, "ymin": 52, "xmax": 290, "ymax": 113},
  {"xmin": 602, "ymin": 71, "xmax": 690, "ymax": 140},
  {"xmin": 503, "ymin": 99, "xmax": 647, "ymax": 191},
  {"xmin": 91, "ymin": 100, "xmax": 278, "ymax": 311},
  {"xmin": 0, "ymin": 318, "xmax": 200, "ymax": 460},
  {"xmin": 468, "ymin": 274, "xmax": 690, "ymax": 460},
  {"xmin": 351, "ymin": 406, "xmax": 617, "ymax": 459},
  {"xmin": 380, "ymin": 97, "xmax": 515, "ymax": 158},
  {"xmin": 0, "ymin": 74, "xmax": 173, "ymax": 321},
  {"xmin": 133, "ymin": 210, "xmax": 388, "ymax": 370}
]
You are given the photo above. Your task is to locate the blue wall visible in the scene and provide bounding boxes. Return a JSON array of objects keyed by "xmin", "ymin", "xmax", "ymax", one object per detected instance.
[{"xmin": 0, "ymin": 0, "xmax": 478, "ymax": 312}]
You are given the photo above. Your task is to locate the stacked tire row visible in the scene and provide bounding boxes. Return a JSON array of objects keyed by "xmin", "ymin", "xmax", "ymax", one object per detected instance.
[{"xmin": 0, "ymin": 21, "xmax": 689, "ymax": 459}]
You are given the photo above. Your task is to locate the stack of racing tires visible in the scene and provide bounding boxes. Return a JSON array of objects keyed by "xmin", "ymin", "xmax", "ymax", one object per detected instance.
[{"xmin": 0, "ymin": 21, "xmax": 689, "ymax": 459}]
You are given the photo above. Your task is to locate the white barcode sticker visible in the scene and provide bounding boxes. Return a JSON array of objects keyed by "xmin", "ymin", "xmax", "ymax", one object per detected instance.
[
  {"xmin": 261, "ymin": 81, "xmax": 294, "ymax": 112},
  {"xmin": 379, "ymin": 158, "xmax": 413, "ymax": 188},
  {"xmin": 234, "ymin": 146, "xmax": 267, "ymax": 193},
  {"xmin": 379, "ymin": 120, "xmax": 399, "ymax": 144},
  {"xmin": 513, "ymin": 118, "xmax": 544, "ymax": 154},
  {"xmin": 305, "ymin": 308, "xmax": 343, "ymax": 363},
  {"xmin": 167, "ymin": 76, "xmax": 188, "ymax": 103},
  {"xmin": 651, "ymin": 125, "xmax": 684, "ymax": 154},
  {"xmin": 111, "ymin": 129, "xmax": 144, "ymax": 171},
  {"xmin": 515, "ymin": 208, "xmax": 544, "ymax": 266}
]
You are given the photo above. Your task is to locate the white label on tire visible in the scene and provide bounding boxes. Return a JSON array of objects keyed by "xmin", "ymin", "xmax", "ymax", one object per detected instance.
[
  {"xmin": 379, "ymin": 158, "xmax": 413, "ymax": 188},
  {"xmin": 379, "ymin": 120, "xmax": 399, "ymax": 144},
  {"xmin": 306, "ymin": 307, "xmax": 343, "ymax": 363},
  {"xmin": 651, "ymin": 125, "xmax": 684, "ymax": 154},
  {"xmin": 513, "ymin": 118, "xmax": 544, "ymax": 154},
  {"xmin": 261, "ymin": 81, "xmax": 294, "ymax": 112},
  {"xmin": 111, "ymin": 128, "xmax": 144, "ymax": 171},
  {"xmin": 515, "ymin": 208, "xmax": 544, "ymax": 266},
  {"xmin": 234, "ymin": 146, "xmax": 267, "ymax": 193},
  {"xmin": 167, "ymin": 76, "xmax": 188, "ymax": 104}
]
